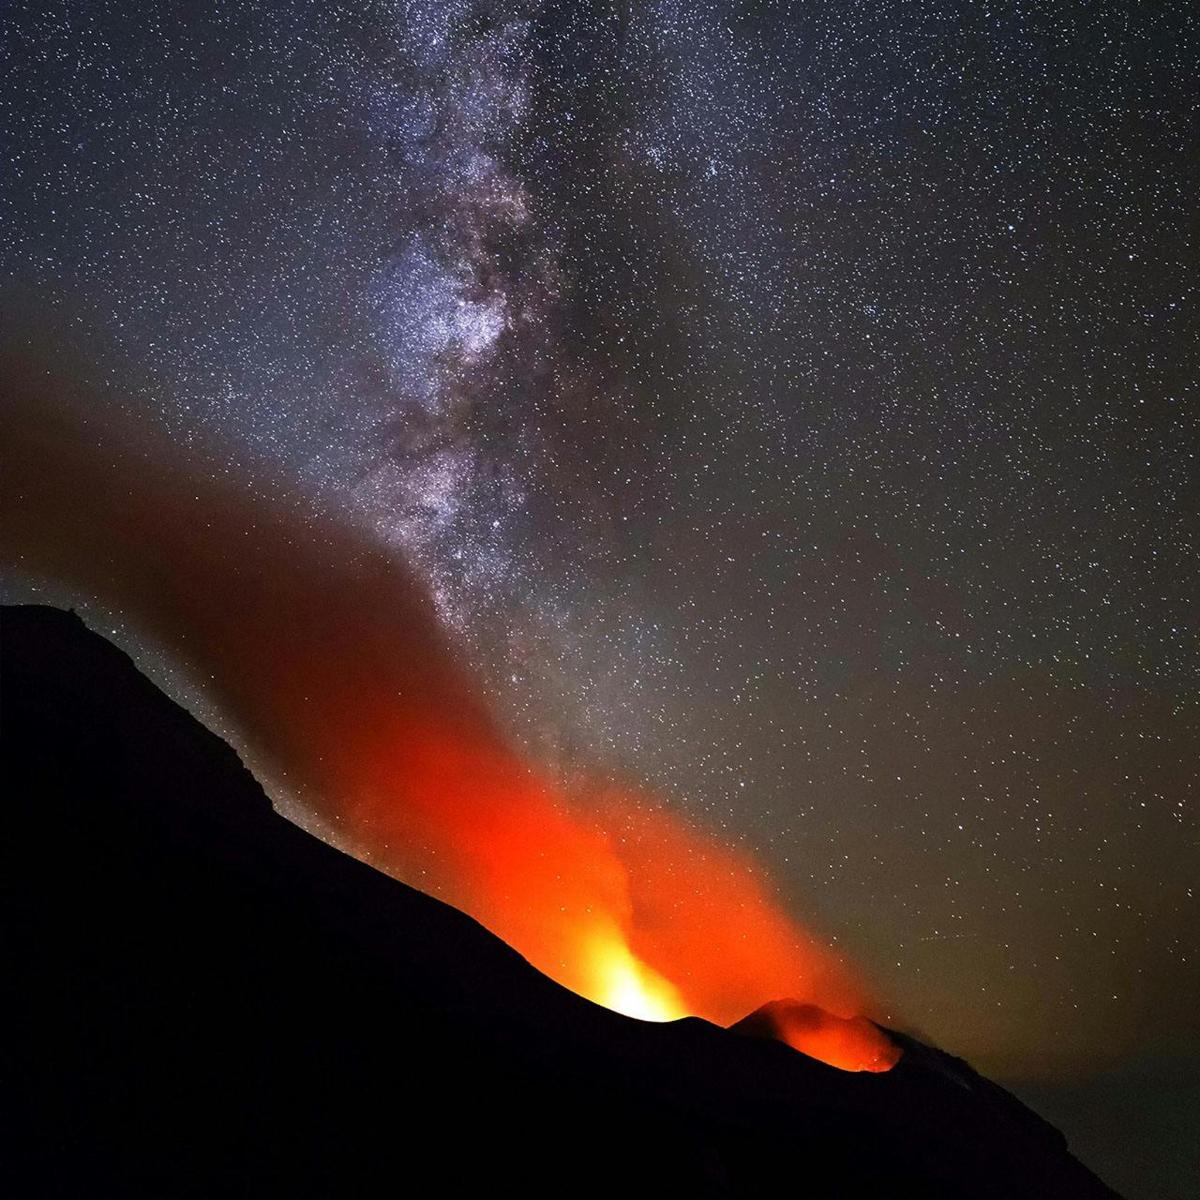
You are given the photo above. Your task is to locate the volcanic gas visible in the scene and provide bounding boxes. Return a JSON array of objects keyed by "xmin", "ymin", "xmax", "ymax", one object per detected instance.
[{"xmin": 1, "ymin": 360, "xmax": 898, "ymax": 1072}]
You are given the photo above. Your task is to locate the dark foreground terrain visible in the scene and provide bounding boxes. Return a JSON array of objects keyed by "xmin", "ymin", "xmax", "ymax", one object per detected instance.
[{"xmin": 2, "ymin": 604, "xmax": 1120, "ymax": 1198}]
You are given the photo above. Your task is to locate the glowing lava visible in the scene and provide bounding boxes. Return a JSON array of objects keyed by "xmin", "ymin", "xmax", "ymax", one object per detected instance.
[
  {"xmin": 734, "ymin": 1000, "xmax": 902, "ymax": 1073},
  {"xmin": 586, "ymin": 932, "xmax": 686, "ymax": 1022},
  {"xmin": 343, "ymin": 714, "xmax": 895, "ymax": 1072}
]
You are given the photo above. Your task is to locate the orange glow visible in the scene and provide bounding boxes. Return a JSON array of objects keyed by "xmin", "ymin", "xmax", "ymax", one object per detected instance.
[
  {"xmin": 585, "ymin": 931, "xmax": 686, "ymax": 1022},
  {"xmin": 744, "ymin": 1000, "xmax": 902, "ymax": 1073},
  {"xmin": 1, "ymin": 386, "xmax": 899, "ymax": 1073},
  {"xmin": 336, "ymin": 713, "xmax": 896, "ymax": 1072}
]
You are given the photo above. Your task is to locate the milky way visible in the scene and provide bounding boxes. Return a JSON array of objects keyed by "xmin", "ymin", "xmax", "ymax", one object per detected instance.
[{"xmin": 2, "ymin": 4, "xmax": 1197, "ymax": 1194}]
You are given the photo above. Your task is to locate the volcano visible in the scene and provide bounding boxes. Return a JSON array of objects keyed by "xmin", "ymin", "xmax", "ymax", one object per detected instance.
[{"xmin": 2, "ymin": 604, "xmax": 1120, "ymax": 1198}]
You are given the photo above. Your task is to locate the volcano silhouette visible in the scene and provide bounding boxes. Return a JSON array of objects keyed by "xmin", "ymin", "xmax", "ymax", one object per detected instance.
[{"xmin": 2, "ymin": 604, "xmax": 1120, "ymax": 1198}]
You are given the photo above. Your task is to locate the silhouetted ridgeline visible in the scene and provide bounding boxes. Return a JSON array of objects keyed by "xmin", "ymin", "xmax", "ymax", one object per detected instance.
[{"xmin": 2, "ymin": 605, "xmax": 1120, "ymax": 1199}]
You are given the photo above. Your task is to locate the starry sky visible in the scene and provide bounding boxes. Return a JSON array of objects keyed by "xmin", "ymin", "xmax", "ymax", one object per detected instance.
[{"xmin": 2, "ymin": 3, "xmax": 1197, "ymax": 1194}]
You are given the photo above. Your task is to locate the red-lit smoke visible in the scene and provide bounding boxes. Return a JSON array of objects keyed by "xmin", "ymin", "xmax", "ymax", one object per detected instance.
[
  {"xmin": 734, "ymin": 1000, "xmax": 902, "ymax": 1073},
  {"xmin": 1, "ymin": 355, "xmax": 897, "ymax": 1068}
]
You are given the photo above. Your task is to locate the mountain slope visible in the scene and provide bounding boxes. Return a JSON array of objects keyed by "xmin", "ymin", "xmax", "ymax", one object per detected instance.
[{"xmin": 1, "ymin": 604, "xmax": 1120, "ymax": 1198}]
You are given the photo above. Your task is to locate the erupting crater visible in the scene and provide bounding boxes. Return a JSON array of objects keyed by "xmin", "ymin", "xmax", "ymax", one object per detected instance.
[{"xmin": 732, "ymin": 999, "xmax": 903, "ymax": 1073}]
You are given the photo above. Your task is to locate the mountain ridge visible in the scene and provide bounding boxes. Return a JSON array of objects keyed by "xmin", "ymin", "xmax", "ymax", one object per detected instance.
[{"xmin": 1, "ymin": 604, "xmax": 1121, "ymax": 1198}]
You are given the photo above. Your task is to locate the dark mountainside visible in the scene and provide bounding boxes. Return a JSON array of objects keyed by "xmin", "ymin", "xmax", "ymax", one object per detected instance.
[{"xmin": 2, "ymin": 605, "xmax": 1121, "ymax": 1199}]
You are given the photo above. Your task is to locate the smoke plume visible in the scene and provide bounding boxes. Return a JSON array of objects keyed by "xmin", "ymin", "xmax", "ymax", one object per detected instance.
[{"xmin": 1, "ymin": 346, "xmax": 895, "ymax": 1067}]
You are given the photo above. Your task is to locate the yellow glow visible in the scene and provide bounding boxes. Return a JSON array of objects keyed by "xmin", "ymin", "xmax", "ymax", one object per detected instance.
[{"xmin": 586, "ymin": 934, "xmax": 687, "ymax": 1023}]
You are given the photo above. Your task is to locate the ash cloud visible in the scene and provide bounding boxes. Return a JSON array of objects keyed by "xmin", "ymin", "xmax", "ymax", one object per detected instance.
[{"xmin": 1, "ymin": 340, "xmax": 877, "ymax": 1041}]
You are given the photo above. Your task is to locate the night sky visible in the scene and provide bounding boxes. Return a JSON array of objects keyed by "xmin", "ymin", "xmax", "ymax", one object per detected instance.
[{"xmin": 2, "ymin": 3, "xmax": 1197, "ymax": 1194}]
